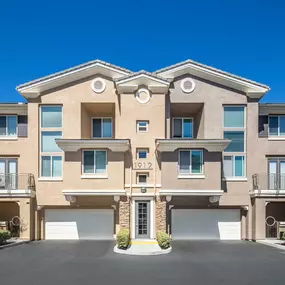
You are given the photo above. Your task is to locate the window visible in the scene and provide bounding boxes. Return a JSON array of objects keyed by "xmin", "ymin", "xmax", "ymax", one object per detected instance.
[
  {"xmin": 0, "ymin": 159, "xmax": 17, "ymax": 189},
  {"xmin": 40, "ymin": 106, "xmax": 63, "ymax": 178},
  {"xmin": 41, "ymin": 156, "xmax": 62, "ymax": 177},
  {"xmin": 138, "ymin": 174, "xmax": 147, "ymax": 184},
  {"xmin": 224, "ymin": 131, "xmax": 244, "ymax": 152},
  {"xmin": 223, "ymin": 156, "xmax": 244, "ymax": 177},
  {"xmin": 223, "ymin": 106, "xmax": 246, "ymax": 178},
  {"xmin": 269, "ymin": 116, "xmax": 285, "ymax": 136},
  {"xmin": 137, "ymin": 121, "xmax": 148, "ymax": 133},
  {"xmin": 179, "ymin": 150, "xmax": 203, "ymax": 174},
  {"xmin": 224, "ymin": 106, "xmax": 244, "ymax": 128},
  {"xmin": 137, "ymin": 149, "xmax": 147, "ymax": 159},
  {"xmin": 92, "ymin": 118, "xmax": 112, "ymax": 138},
  {"xmin": 41, "ymin": 106, "xmax": 62, "ymax": 128},
  {"xmin": 173, "ymin": 118, "xmax": 193, "ymax": 138},
  {"xmin": 0, "ymin": 116, "xmax": 17, "ymax": 137},
  {"xmin": 82, "ymin": 150, "xmax": 107, "ymax": 174}
]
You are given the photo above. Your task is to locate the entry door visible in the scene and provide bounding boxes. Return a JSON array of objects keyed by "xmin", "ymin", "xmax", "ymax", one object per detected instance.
[
  {"xmin": 268, "ymin": 159, "xmax": 285, "ymax": 190},
  {"xmin": 0, "ymin": 159, "xmax": 17, "ymax": 189},
  {"xmin": 135, "ymin": 201, "xmax": 150, "ymax": 239}
]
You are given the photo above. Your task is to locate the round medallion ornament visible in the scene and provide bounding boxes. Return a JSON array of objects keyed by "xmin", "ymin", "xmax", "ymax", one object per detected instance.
[
  {"xmin": 180, "ymin": 78, "xmax": 195, "ymax": 93},
  {"xmin": 91, "ymin": 78, "xmax": 106, "ymax": 93}
]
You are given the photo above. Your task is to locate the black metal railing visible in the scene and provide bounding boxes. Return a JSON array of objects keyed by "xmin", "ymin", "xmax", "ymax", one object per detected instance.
[
  {"xmin": 252, "ymin": 173, "xmax": 285, "ymax": 191},
  {"xmin": 0, "ymin": 173, "xmax": 35, "ymax": 191}
]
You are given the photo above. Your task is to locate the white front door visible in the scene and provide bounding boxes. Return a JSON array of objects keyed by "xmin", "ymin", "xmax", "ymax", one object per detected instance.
[
  {"xmin": 45, "ymin": 209, "xmax": 114, "ymax": 240},
  {"xmin": 172, "ymin": 209, "xmax": 241, "ymax": 240}
]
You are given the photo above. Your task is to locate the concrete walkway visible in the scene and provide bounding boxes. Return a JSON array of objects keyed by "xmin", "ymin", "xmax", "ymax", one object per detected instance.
[
  {"xmin": 114, "ymin": 239, "xmax": 172, "ymax": 255},
  {"xmin": 257, "ymin": 239, "xmax": 285, "ymax": 251}
]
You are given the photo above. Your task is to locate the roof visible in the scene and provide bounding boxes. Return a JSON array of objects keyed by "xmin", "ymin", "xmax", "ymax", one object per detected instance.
[
  {"xmin": 155, "ymin": 59, "xmax": 269, "ymax": 89},
  {"xmin": 115, "ymin": 70, "xmax": 170, "ymax": 84},
  {"xmin": 16, "ymin": 59, "xmax": 132, "ymax": 90}
]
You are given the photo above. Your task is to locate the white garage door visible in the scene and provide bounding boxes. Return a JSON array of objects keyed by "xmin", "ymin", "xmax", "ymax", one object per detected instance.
[
  {"xmin": 45, "ymin": 209, "xmax": 114, "ymax": 240},
  {"xmin": 172, "ymin": 209, "xmax": 241, "ymax": 240}
]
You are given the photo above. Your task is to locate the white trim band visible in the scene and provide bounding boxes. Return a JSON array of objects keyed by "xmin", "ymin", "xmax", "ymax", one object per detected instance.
[
  {"xmin": 0, "ymin": 189, "xmax": 36, "ymax": 198},
  {"xmin": 159, "ymin": 189, "xmax": 224, "ymax": 196},
  {"xmin": 62, "ymin": 189, "xmax": 126, "ymax": 196}
]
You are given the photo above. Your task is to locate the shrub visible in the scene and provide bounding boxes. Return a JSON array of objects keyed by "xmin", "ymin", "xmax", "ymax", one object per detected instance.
[
  {"xmin": 156, "ymin": 231, "xmax": 170, "ymax": 249},
  {"xmin": 0, "ymin": 230, "xmax": 11, "ymax": 244},
  {"xmin": 282, "ymin": 232, "xmax": 285, "ymax": 241},
  {"xmin": 116, "ymin": 229, "xmax": 130, "ymax": 249}
]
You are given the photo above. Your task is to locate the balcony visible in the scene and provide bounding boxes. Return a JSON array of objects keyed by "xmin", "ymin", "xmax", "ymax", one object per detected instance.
[
  {"xmin": 251, "ymin": 173, "xmax": 285, "ymax": 197},
  {"xmin": 0, "ymin": 173, "xmax": 35, "ymax": 197}
]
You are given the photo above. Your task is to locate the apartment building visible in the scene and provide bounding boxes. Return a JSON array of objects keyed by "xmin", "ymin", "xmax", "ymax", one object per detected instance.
[{"xmin": 0, "ymin": 59, "xmax": 283, "ymax": 241}]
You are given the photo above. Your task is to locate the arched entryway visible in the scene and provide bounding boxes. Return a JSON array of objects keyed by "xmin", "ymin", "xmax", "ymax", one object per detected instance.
[{"xmin": 266, "ymin": 202, "xmax": 285, "ymax": 239}]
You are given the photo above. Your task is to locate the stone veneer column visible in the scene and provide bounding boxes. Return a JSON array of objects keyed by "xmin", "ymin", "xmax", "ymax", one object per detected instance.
[
  {"xmin": 156, "ymin": 196, "xmax": 166, "ymax": 232},
  {"xmin": 119, "ymin": 196, "xmax": 130, "ymax": 229}
]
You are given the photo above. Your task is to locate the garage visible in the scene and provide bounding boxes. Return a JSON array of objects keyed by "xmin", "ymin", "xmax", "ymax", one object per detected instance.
[
  {"xmin": 45, "ymin": 209, "xmax": 114, "ymax": 240},
  {"xmin": 171, "ymin": 209, "xmax": 241, "ymax": 240}
]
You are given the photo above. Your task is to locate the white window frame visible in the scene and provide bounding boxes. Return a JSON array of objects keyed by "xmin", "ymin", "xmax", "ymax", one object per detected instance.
[
  {"xmin": 137, "ymin": 173, "xmax": 148, "ymax": 184},
  {"xmin": 137, "ymin": 121, "xmax": 149, "ymax": 133},
  {"xmin": 223, "ymin": 155, "xmax": 245, "ymax": 178},
  {"xmin": 0, "ymin": 115, "xmax": 18, "ymax": 138},
  {"xmin": 40, "ymin": 156, "xmax": 62, "ymax": 178},
  {"xmin": 172, "ymin": 117, "xmax": 193, "ymax": 138},
  {"xmin": 39, "ymin": 105, "xmax": 63, "ymax": 179},
  {"xmin": 137, "ymin": 149, "xmax": 148, "ymax": 159},
  {"xmin": 269, "ymin": 115, "xmax": 285, "ymax": 137},
  {"xmin": 82, "ymin": 150, "xmax": 107, "ymax": 175},
  {"xmin": 91, "ymin": 117, "xmax": 113, "ymax": 138},
  {"xmin": 178, "ymin": 149, "xmax": 203, "ymax": 175},
  {"xmin": 223, "ymin": 105, "xmax": 246, "ymax": 179}
]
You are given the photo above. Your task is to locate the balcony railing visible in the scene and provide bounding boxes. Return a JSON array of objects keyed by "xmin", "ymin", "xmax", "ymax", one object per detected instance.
[
  {"xmin": 0, "ymin": 173, "xmax": 35, "ymax": 191},
  {"xmin": 252, "ymin": 173, "xmax": 285, "ymax": 191}
]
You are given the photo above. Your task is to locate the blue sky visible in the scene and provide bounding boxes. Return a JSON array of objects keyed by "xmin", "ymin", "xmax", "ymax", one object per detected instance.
[{"xmin": 0, "ymin": 0, "xmax": 284, "ymax": 102}]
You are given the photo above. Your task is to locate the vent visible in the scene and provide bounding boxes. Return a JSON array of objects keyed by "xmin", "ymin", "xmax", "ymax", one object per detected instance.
[
  {"xmin": 91, "ymin": 78, "xmax": 106, "ymax": 93},
  {"xmin": 180, "ymin": 78, "xmax": 195, "ymax": 94}
]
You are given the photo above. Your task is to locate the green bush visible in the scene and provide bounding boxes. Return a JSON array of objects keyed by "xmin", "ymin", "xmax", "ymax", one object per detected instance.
[
  {"xmin": 116, "ymin": 229, "xmax": 130, "ymax": 249},
  {"xmin": 282, "ymin": 232, "xmax": 285, "ymax": 240},
  {"xmin": 0, "ymin": 230, "xmax": 11, "ymax": 244},
  {"xmin": 156, "ymin": 231, "xmax": 170, "ymax": 249}
]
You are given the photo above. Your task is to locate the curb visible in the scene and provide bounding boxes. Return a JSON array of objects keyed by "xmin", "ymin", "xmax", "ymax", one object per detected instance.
[
  {"xmin": 114, "ymin": 245, "xmax": 172, "ymax": 256},
  {"xmin": 256, "ymin": 240, "xmax": 285, "ymax": 251},
  {"xmin": 0, "ymin": 240, "xmax": 31, "ymax": 250}
]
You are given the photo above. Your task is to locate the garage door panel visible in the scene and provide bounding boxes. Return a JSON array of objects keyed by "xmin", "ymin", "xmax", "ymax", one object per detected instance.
[
  {"xmin": 45, "ymin": 209, "xmax": 114, "ymax": 240},
  {"xmin": 172, "ymin": 209, "xmax": 241, "ymax": 240}
]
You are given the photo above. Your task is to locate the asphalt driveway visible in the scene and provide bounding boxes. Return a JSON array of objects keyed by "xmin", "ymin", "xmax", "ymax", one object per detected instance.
[{"xmin": 0, "ymin": 240, "xmax": 284, "ymax": 285}]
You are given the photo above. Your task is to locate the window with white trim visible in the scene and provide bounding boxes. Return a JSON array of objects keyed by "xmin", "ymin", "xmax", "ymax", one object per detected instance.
[
  {"xmin": 92, "ymin": 118, "xmax": 112, "ymax": 138},
  {"xmin": 82, "ymin": 150, "xmax": 107, "ymax": 174},
  {"xmin": 0, "ymin": 115, "xmax": 17, "ymax": 137},
  {"xmin": 223, "ymin": 106, "xmax": 246, "ymax": 178},
  {"xmin": 137, "ymin": 149, "xmax": 148, "ymax": 159},
  {"xmin": 137, "ymin": 121, "xmax": 148, "ymax": 133},
  {"xmin": 40, "ymin": 106, "xmax": 63, "ymax": 178},
  {"xmin": 137, "ymin": 173, "xmax": 147, "ymax": 184},
  {"xmin": 179, "ymin": 150, "xmax": 203, "ymax": 174},
  {"xmin": 269, "ymin": 115, "xmax": 285, "ymax": 137},
  {"xmin": 173, "ymin": 118, "xmax": 193, "ymax": 138}
]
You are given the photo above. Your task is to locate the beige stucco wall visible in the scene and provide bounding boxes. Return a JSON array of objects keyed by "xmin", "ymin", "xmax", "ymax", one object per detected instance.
[{"xmin": 161, "ymin": 150, "xmax": 221, "ymax": 190}]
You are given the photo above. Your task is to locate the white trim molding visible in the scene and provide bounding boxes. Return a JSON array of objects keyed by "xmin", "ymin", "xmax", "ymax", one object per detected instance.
[
  {"xmin": 159, "ymin": 189, "xmax": 224, "ymax": 196},
  {"xmin": 0, "ymin": 189, "xmax": 36, "ymax": 198},
  {"xmin": 131, "ymin": 196, "xmax": 155, "ymax": 239},
  {"xmin": 222, "ymin": 177, "xmax": 247, "ymax": 182},
  {"xmin": 250, "ymin": 190, "xmax": 285, "ymax": 197},
  {"xmin": 125, "ymin": 184, "xmax": 161, "ymax": 188},
  {"xmin": 156, "ymin": 139, "xmax": 231, "ymax": 152},
  {"xmin": 177, "ymin": 174, "xmax": 205, "ymax": 179},
  {"xmin": 62, "ymin": 189, "xmax": 126, "ymax": 196},
  {"xmin": 55, "ymin": 139, "xmax": 130, "ymax": 152}
]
